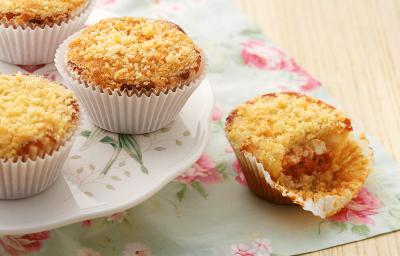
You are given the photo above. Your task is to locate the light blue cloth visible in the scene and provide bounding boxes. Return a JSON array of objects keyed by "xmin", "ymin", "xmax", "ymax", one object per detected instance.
[{"xmin": 1, "ymin": 1, "xmax": 400, "ymax": 255}]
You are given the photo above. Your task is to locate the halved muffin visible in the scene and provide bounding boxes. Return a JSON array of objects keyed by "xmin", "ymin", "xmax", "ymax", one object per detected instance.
[{"xmin": 225, "ymin": 92, "xmax": 373, "ymax": 218}]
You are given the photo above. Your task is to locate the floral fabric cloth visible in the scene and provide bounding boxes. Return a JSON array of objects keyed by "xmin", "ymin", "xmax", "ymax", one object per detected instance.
[{"xmin": 2, "ymin": 0, "xmax": 400, "ymax": 255}]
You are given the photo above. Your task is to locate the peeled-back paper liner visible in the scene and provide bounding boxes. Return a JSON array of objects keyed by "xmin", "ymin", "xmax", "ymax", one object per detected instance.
[
  {"xmin": 233, "ymin": 132, "xmax": 373, "ymax": 218},
  {"xmin": 0, "ymin": 117, "xmax": 81, "ymax": 200},
  {"xmin": 0, "ymin": 0, "xmax": 94, "ymax": 65},
  {"xmin": 55, "ymin": 30, "xmax": 207, "ymax": 134},
  {"xmin": 232, "ymin": 145, "xmax": 293, "ymax": 205}
]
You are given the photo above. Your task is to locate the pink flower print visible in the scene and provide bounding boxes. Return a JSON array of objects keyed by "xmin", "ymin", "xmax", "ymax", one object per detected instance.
[
  {"xmin": 253, "ymin": 239, "xmax": 272, "ymax": 253},
  {"xmin": 0, "ymin": 231, "xmax": 50, "ymax": 256},
  {"xmin": 233, "ymin": 160, "xmax": 248, "ymax": 186},
  {"xmin": 212, "ymin": 107, "xmax": 223, "ymax": 122},
  {"xmin": 225, "ymin": 145, "xmax": 234, "ymax": 153},
  {"xmin": 330, "ymin": 188, "xmax": 380, "ymax": 225},
  {"xmin": 276, "ymin": 85, "xmax": 291, "ymax": 92},
  {"xmin": 106, "ymin": 211, "xmax": 127, "ymax": 223},
  {"xmin": 17, "ymin": 64, "xmax": 45, "ymax": 74},
  {"xmin": 232, "ymin": 239, "xmax": 273, "ymax": 256},
  {"xmin": 170, "ymin": 3, "xmax": 186, "ymax": 12},
  {"xmin": 42, "ymin": 72, "xmax": 57, "ymax": 82},
  {"xmin": 77, "ymin": 247, "xmax": 101, "ymax": 256},
  {"xmin": 241, "ymin": 40, "xmax": 293, "ymax": 71},
  {"xmin": 241, "ymin": 39, "xmax": 321, "ymax": 92},
  {"xmin": 122, "ymin": 243, "xmax": 151, "ymax": 256},
  {"xmin": 290, "ymin": 62, "xmax": 321, "ymax": 91},
  {"xmin": 231, "ymin": 244, "xmax": 256, "ymax": 256},
  {"xmin": 190, "ymin": 0, "xmax": 207, "ymax": 6},
  {"xmin": 177, "ymin": 154, "xmax": 222, "ymax": 185},
  {"xmin": 96, "ymin": 0, "xmax": 117, "ymax": 6},
  {"xmin": 81, "ymin": 219, "xmax": 92, "ymax": 228},
  {"xmin": 153, "ymin": 2, "xmax": 187, "ymax": 19}
]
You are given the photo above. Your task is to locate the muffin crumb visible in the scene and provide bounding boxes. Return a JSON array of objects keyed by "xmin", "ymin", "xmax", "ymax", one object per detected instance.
[
  {"xmin": 0, "ymin": 74, "xmax": 79, "ymax": 160},
  {"xmin": 67, "ymin": 17, "xmax": 202, "ymax": 92},
  {"xmin": 0, "ymin": 0, "xmax": 88, "ymax": 26}
]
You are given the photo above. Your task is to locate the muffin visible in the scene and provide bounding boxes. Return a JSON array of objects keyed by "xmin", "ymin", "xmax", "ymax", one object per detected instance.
[
  {"xmin": 0, "ymin": 74, "xmax": 80, "ymax": 199},
  {"xmin": 55, "ymin": 17, "xmax": 206, "ymax": 134},
  {"xmin": 0, "ymin": 0, "xmax": 93, "ymax": 65},
  {"xmin": 0, "ymin": 0, "xmax": 89, "ymax": 27},
  {"xmin": 225, "ymin": 92, "xmax": 373, "ymax": 218}
]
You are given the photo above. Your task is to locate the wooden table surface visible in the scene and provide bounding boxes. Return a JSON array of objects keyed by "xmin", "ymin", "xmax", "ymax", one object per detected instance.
[{"xmin": 234, "ymin": 0, "xmax": 400, "ymax": 255}]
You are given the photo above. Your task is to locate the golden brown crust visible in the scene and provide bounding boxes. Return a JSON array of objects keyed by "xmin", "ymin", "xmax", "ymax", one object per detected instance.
[
  {"xmin": 0, "ymin": 0, "xmax": 88, "ymax": 27},
  {"xmin": 0, "ymin": 74, "xmax": 79, "ymax": 161},
  {"xmin": 227, "ymin": 92, "xmax": 352, "ymax": 130},
  {"xmin": 67, "ymin": 17, "xmax": 202, "ymax": 92}
]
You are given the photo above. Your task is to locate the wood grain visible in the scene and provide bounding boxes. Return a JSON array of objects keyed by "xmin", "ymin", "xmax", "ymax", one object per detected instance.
[{"xmin": 233, "ymin": 0, "xmax": 400, "ymax": 255}]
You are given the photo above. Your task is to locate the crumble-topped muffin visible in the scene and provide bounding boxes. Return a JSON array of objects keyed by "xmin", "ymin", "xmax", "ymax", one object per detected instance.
[
  {"xmin": 67, "ymin": 17, "xmax": 202, "ymax": 92},
  {"xmin": 0, "ymin": 74, "xmax": 79, "ymax": 161},
  {"xmin": 225, "ymin": 92, "xmax": 373, "ymax": 217},
  {"xmin": 226, "ymin": 92, "xmax": 352, "ymax": 179},
  {"xmin": 0, "ymin": 0, "xmax": 88, "ymax": 27}
]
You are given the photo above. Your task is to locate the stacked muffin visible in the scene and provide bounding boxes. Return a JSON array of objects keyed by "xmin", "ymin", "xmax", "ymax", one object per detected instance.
[
  {"xmin": 0, "ymin": 0, "xmax": 92, "ymax": 65},
  {"xmin": 56, "ymin": 17, "xmax": 205, "ymax": 134},
  {"xmin": 225, "ymin": 92, "xmax": 373, "ymax": 218},
  {"xmin": 0, "ymin": 74, "xmax": 80, "ymax": 199}
]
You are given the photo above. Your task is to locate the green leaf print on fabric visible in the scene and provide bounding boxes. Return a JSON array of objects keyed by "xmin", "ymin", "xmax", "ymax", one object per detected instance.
[
  {"xmin": 176, "ymin": 183, "xmax": 187, "ymax": 202},
  {"xmin": 216, "ymin": 161, "xmax": 229, "ymax": 180},
  {"xmin": 351, "ymin": 225, "xmax": 370, "ymax": 237},
  {"xmin": 192, "ymin": 181, "xmax": 208, "ymax": 199},
  {"xmin": 330, "ymin": 222, "xmax": 347, "ymax": 233},
  {"xmin": 319, "ymin": 221, "xmax": 371, "ymax": 237},
  {"xmin": 175, "ymin": 154, "xmax": 223, "ymax": 201}
]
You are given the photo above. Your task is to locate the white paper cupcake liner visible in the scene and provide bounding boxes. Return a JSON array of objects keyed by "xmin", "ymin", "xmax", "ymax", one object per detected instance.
[
  {"xmin": 0, "ymin": 119, "xmax": 81, "ymax": 200},
  {"xmin": 232, "ymin": 132, "xmax": 373, "ymax": 218},
  {"xmin": 55, "ymin": 30, "xmax": 207, "ymax": 134},
  {"xmin": 0, "ymin": 0, "xmax": 94, "ymax": 65}
]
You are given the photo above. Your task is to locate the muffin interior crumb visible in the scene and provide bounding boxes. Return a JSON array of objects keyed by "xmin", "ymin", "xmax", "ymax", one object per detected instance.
[
  {"xmin": 282, "ymin": 138, "xmax": 333, "ymax": 180},
  {"xmin": 67, "ymin": 17, "xmax": 202, "ymax": 92},
  {"xmin": 277, "ymin": 134, "xmax": 372, "ymax": 206}
]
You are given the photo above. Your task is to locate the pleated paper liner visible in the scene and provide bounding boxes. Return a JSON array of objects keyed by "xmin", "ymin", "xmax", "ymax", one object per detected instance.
[
  {"xmin": 0, "ymin": 0, "xmax": 94, "ymax": 65},
  {"xmin": 231, "ymin": 132, "xmax": 374, "ymax": 218},
  {"xmin": 55, "ymin": 30, "xmax": 207, "ymax": 134},
  {"xmin": 0, "ymin": 117, "xmax": 81, "ymax": 200},
  {"xmin": 232, "ymin": 146, "xmax": 293, "ymax": 205}
]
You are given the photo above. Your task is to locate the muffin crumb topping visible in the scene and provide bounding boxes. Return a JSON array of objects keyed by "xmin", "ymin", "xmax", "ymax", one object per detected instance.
[
  {"xmin": 0, "ymin": 0, "xmax": 88, "ymax": 26},
  {"xmin": 67, "ymin": 17, "xmax": 202, "ymax": 92},
  {"xmin": 0, "ymin": 74, "xmax": 79, "ymax": 159}
]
